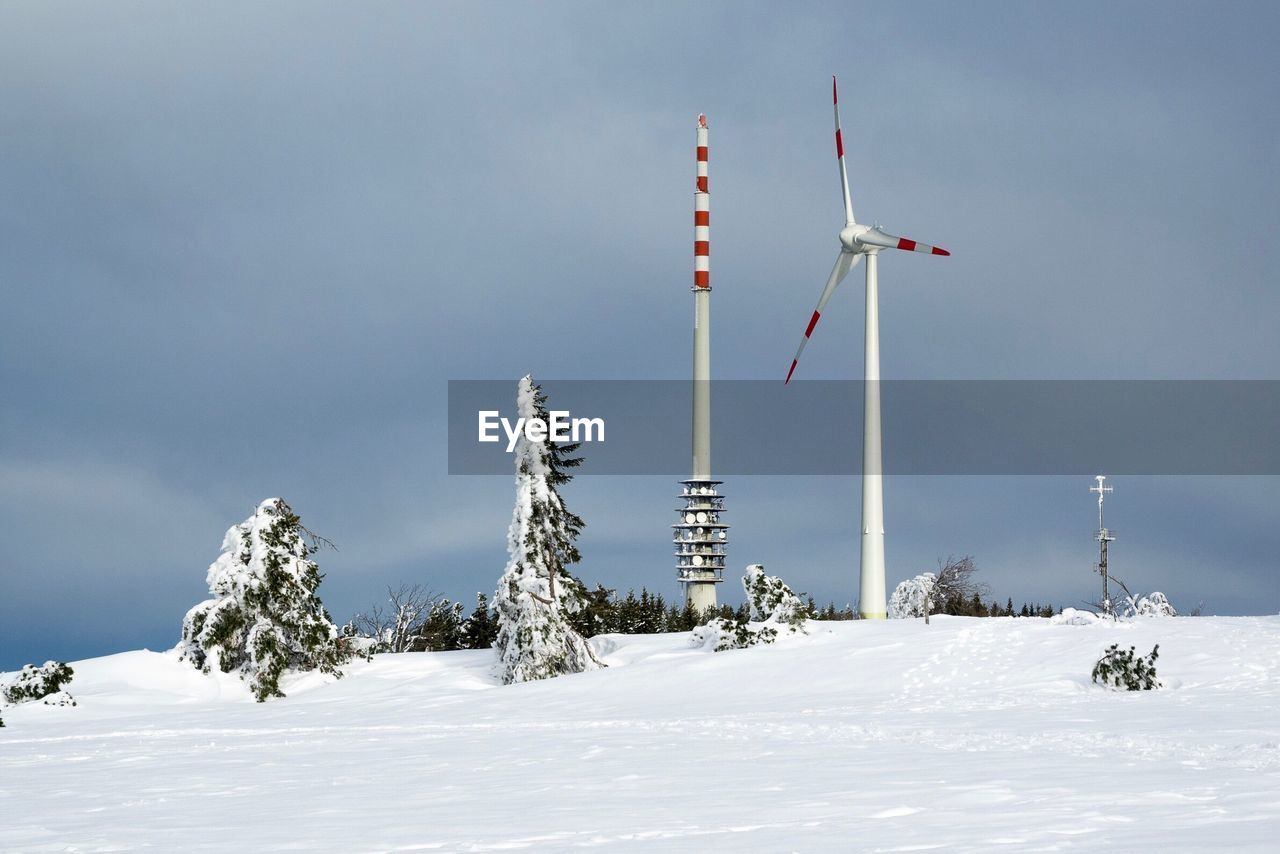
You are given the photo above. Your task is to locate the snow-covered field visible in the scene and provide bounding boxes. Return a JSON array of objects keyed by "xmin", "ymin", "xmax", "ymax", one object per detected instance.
[{"xmin": 3, "ymin": 616, "xmax": 1278, "ymax": 851}]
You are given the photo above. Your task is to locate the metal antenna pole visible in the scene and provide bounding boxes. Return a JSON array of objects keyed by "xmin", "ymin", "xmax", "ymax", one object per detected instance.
[{"xmin": 1090, "ymin": 475, "xmax": 1115, "ymax": 616}]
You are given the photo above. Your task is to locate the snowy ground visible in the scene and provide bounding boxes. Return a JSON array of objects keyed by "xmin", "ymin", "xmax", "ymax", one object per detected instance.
[{"xmin": 3, "ymin": 616, "xmax": 1279, "ymax": 852}]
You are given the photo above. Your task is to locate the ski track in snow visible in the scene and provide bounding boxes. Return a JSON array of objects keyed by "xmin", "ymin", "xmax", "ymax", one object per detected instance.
[{"xmin": 2, "ymin": 616, "xmax": 1279, "ymax": 851}]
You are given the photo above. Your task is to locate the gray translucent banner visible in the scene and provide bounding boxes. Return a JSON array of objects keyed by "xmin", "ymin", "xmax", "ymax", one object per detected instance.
[{"xmin": 448, "ymin": 380, "xmax": 1280, "ymax": 475}]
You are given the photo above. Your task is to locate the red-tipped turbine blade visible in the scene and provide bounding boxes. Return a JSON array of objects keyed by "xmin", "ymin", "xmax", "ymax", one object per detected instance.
[
  {"xmin": 857, "ymin": 226, "xmax": 950, "ymax": 257},
  {"xmin": 895, "ymin": 236, "xmax": 950, "ymax": 256},
  {"xmin": 785, "ymin": 251, "xmax": 859, "ymax": 383},
  {"xmin": 833, "ymin": 77, "xmax": 855, "ymax": 226}
]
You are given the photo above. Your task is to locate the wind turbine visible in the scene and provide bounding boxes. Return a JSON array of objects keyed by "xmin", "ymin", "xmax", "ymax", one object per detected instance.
[{"xmin": 784, "ymin": 76, "xmax": 950, "ymax": 619}]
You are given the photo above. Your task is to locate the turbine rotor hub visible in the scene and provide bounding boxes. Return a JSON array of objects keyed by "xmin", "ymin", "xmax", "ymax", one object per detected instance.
[{"xmin": 839, "ymin": 223, "xmax": 871, "ymax": 253}]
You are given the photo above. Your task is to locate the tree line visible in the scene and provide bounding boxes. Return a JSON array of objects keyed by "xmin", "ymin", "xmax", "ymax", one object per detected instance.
[{"xmin": 346, "ymin": 581, "xmax": 1062, "ymax": 654}]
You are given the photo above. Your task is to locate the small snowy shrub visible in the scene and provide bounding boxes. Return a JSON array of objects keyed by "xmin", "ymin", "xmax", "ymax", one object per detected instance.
[
  {"xmin": 176, "ymin": 498, "xmax": 350, "ymax": 701},
  {"xmin": 1092, "ymin": 643, "xmax": 1161, "ymax": 690},
  {"xmin": 691, "ymin": 565, "xmax": 805, "ymax": 652},
  {"xmin": 888, "ymin": 573, "xmax": 936, "ymax": 619},
  {"xmin": 4, "ymin": 661, "xmax": 75, "ymax": 705},
  {"xmin": 1126, "ymin": 592, "xmax": 1177, "ymax": 618},
  {"xmin": 691, "ymin": 617, "xmax": 778, "ymax": 652},
  {"xmin": 338, "ymin": 622, "xmax": 379, "ymax": 660}
]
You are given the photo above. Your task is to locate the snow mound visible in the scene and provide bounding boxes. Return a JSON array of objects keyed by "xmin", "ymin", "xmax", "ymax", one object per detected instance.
[{"xmin": 1051, "ymin": 607, "xmax": 1102, "ymax": 625}]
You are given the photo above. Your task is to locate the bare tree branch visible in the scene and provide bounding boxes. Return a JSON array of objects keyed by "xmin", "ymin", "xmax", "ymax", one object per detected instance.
[
  {"xmin": 300, "ymin": 524, "xmax": 339, "ymax": 554},
  {"xmin": 350, "ymin": 584, "xmax": 442, "ymax": 653},
  {"xmin": 933, "ymin": 555, "xmax": 988, "ymax": 608}
]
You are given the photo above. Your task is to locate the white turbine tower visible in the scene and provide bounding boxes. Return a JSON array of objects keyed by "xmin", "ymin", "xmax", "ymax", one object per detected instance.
[{"xmin": 784, "ymin": 77, "xmax": 950, "ymax": 619}]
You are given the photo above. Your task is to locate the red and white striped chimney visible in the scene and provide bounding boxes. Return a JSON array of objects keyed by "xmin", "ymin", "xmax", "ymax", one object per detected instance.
[{"xmin": 694, "ymin": 114, "xmax": 710, "ymax": 290}]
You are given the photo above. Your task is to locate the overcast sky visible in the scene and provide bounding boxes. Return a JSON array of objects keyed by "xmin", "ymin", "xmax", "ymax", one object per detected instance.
[{"xmin": 2, "ymin": 1, "xmax": 1278, "ymax": 670}]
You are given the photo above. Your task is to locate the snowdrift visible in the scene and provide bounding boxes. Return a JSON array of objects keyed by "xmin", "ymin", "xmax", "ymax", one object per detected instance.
[{"xmin": 3, "ymin": 616, "xmax": 1279, "ymax": 851}]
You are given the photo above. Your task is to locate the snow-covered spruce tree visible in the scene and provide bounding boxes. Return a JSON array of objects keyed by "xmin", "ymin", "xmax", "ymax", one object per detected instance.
[
  {"xmin": 692, "ymin": 565, "xmax": 807, "ymax": 651},
  {"xmin": 493, "ymin": 376, "xmax": 602, "ymax": 684},
  {"xmin": 176, "ymin": 498, "xmax": 350, "ymax": 701},
  {"xmin": 419, "ymin": 598, "xmax": 467, "ymax": 651},
  {"xmin": 461, "ymin": 592, "xmax": 499, "ymax": 650},
  {"xmin": 744, "ymin": 564, "xmax": 808, "ymax": 629},
  {"xmin": 888, "ymin": 572, "xmax": 937, "ymax": 619}
]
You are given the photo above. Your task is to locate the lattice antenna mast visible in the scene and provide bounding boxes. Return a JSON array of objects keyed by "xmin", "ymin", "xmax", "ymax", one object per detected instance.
[{"xmin": 1090, "ymin": 475, "xmax": 1116, "ymax": 616}]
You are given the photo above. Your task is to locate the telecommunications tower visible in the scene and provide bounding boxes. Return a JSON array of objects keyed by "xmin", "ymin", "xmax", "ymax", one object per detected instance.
[
  {"xmin": 674, "ymin": 114, "xmax": 727, "ymax": 610},
  {"xmin": 1091, "ymin": 475, "xmax": 1116, "ymax": 615}
]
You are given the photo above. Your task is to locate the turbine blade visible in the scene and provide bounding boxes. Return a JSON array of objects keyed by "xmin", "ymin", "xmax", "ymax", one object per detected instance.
[
  {"xmin": 834, "ymin": 77, "xmax": 855, "ymax": 226},
  {"xmin": 858, "ymin": 226, "xmax": 950, "ymax": 257},
  {"xmin": 785, "ymin": 251, "xmax": 859, "ymax": 383}
]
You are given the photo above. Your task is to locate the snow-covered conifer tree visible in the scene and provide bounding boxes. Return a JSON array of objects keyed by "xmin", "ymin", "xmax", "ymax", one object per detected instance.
[
  {"xmin": 420, "ymin": 598, "xmax": 466, "ymax": 651},
  {"xmin": 493, "ymin": 376, "xmax": 602, "ymax": 684},
  {"xmin": 460, "ymin": 592, "xmax": 499, "ymax": 649},
  {"xmin": 744, "ymin": 564, "xmax": 808, "ymax": 628},
  {"xmin": 888, "ymin": 572, "xmax": 937, "ymax": 619},
  {"xmin": 176, "ymin": 498, "xmax": 350, "ymax": 701},
  {"xmin": 1126, "ymin": 591, "xmax": 1177, "ymax": 618},
  {"xmin": 692, "ymin": 565, "xmax": 807, "ymax": 651}
]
